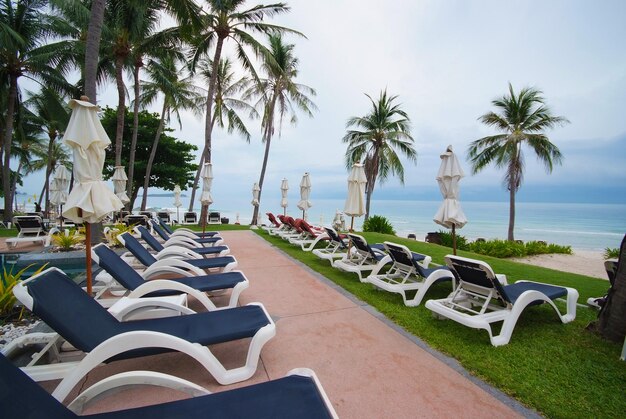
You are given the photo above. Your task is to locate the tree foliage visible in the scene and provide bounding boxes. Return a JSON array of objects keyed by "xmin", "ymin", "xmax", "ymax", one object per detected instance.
[{"xmin": 100, "ymin": 107, "xmax": 198, "ymax": 207}]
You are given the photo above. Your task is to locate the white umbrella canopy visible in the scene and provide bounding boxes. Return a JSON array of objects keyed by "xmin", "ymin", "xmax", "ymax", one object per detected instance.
[
  {"xmin": 344, "ymin": 162, "xmax": 367, "ymax": 216},
  {"xmin": 280, "ymin": 178, "xmax": 289, "ymax": 215},
  {"xmin": 63, "ymin": 99, "xmax": 123, "ymax": 223},
  {"xmin": 251, "ymin": 182, "xmax": 260, "ymax": 207},
  {"xmin": 173, "ymin": 184, "xmax": 183, "ymax": 208},
  {"xmin": 199, "ymin": 163, "xmax": 214, "ymax": 206},
  {"xmin": 49, "ymin": 178, "xmax": 62, "ymax": 206},
  {"xmin": 434, "ymin": 145, "xmax": 468, "ymax": 254},
  {"xmin": 50, "ymin": 165, "xmax": 71, "ymax": 206},
  {"xmin": 62, "ymin": 97, "xmax": 123, "ymax": 295},
  {"xmin": 297, "ymin": 172, "xmax": 312, "ymax": 219},
  {"xmin": 112, "ymin": 166, "xmax": 130, "ymax": 204}
]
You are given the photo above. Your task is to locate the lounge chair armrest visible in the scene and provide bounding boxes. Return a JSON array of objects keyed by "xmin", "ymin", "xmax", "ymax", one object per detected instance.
[
  {"xmin": 163, "ymin": 236, "xmax": 206, "ymax": 249},
  {"xmin": 143, "ymin": 259, "xmax": 206, "ymax": 277},
  {"xmin": 128, "ymin": 280, "xmax": 218, "ymax": 311},
  {"xmin": 65, "ymin": 370, "xmax": 210, "ymax": 413},
  {"xmin": 169, "ymin": 230, "xmax": 204, "ymax": 240},
  {"xmin": 155, "ymin": 246, "xmax": 202, "ymax": 260},
  {"xmin": 108, "ymin": 296, "xmax": 196, "ymax": 321}
]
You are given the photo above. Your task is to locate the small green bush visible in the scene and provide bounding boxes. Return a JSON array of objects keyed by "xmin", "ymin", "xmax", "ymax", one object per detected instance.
[
  {"xmin": 467, "ymin": 238, "xmax": 572, "ymax": 258},
  {"xmin": 436, "ymin": 230, "xmax": 470, "ymax": 250},
  {"xmin": 604, "ymin": 247, "xmax": 619, "ymax": 259},
  {"xmin": 363, "ymin": 215, "xmax": 396, "ymax": 235}
]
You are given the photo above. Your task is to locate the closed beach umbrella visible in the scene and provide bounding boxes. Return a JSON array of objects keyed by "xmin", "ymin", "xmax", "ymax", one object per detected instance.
[
  {"xmin": 173, "ymin": 184, "xmax": 182, "ymax": 223},
  {"xmin": 51, "ymin": 165, "xmax": 71, "ymax": 228},
  {"xmin": 199, "ymin": 163, "xmax": 213, "ymax": 232},
  {"xmin": 434, "ymin": 145, "xmax": 468, "ymax": 255},
  {"xmin": 344, "ymin": 163, "xmax": 367, "ymax": 231},
  {"xmin": 280, "ymin": 178, "xmax": 289, "ymax": 216},
  {"xmin": 112, "ymin": 166, "xmax": 130, "ymax": 205},
  {"xmin": 251, "ymin": 182, "xmax": 260, "ymax": 207},
  {"xmin": 297, "ymin": 172, "xmax": 312, "ymax": 220},
  {"xmin": 62, "ymin": 97, "xmax": 123, "ymax": 294}
]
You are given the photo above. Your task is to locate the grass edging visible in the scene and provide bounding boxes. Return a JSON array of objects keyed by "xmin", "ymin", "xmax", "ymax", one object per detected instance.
[{"xmin": 254, "ymin": 229, "xmax": 626, "ymax": 419}]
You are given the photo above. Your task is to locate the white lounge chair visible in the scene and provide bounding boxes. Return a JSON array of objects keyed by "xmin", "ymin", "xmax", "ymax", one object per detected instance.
[
  {"xmin": 333, "ymin": 233, "xmax": 391, "ymax": 282},
  {"xmin": 9, "ymin": 268, "xmax": 275, "ymax": 383},
  {"xmin": 366, "ymin": 242, "xmax": 454, "ymax": 306},
  {"xmin": 313, "ymin": 227, "xmax": 349, "ymax": 264},
  {"xmin": 425, "ymin": 255, "xmax": 579, "ymax": 346},
  {"xmin": 5, "ymin": 216, "xmax": 49, "ymax": 248}
]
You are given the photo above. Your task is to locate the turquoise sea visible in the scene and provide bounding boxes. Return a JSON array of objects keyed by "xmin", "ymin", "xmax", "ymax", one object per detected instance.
[{"xmin": 141, "ymin": 196, "xmax": 625, "ymax": 251}]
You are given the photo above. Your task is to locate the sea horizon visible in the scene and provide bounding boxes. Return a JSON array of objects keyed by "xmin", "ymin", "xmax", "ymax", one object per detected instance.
[{"xmin": 126, "ymin": 195, "xmax": 624, "ymax": 252}]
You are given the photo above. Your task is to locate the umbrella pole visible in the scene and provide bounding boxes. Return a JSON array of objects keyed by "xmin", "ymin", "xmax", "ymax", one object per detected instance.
[
  {"xmin": 202, "ymin": 205, "xmax": 207, "ymax": 234},
  {"xmin": 85, "ymin": 222, "xmax": 93, "ymax": 295},
  {"xmin": 452, "ymin": 224, "xmax": 457, "ymax": 255},
  {"xmin": 302, "ymin": 210, "xmax": 305, "ymax": 220},
  {"xmin": 350, "ymin": 216, "xmax": 355, "ymax": 232},
  {"xmin": 283, "ymin": 208, "xmax": 286, "ymax": 216}
]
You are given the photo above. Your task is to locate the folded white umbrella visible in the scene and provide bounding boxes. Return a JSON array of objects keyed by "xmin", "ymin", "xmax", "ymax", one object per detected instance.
[
  {"xmin": 62, "ymin": 97, "xmax": 123, "ymax": 294},
  {"xmin": 173, "ymin": 184, "xmax": 182, "ymax": 223},
  {"xmin": 280, "ymin": 178, "xmax": 289, "ymax": 215},
  {"xmin": 297, "ymin": 172, "xmax": 312, "ymax": 220},
  {"xmin": 344, "ymin": 163, "xmax": 367, "ymax": 230},
  {"xmin": 434, "ymin": 145, "xmax": 467, "ymax": 254},
  {"xmin": 200, "ymin": 163, "xmax": 213, "ymax": 206},
  {"xmin": 251, "ymin": 182, "xmax": 260, "ymax": 207},
  {"xmin": 112, "ymin": 166, "xmax": 130, "ymax": 204},
  {"xmin": 49, "ymin": 178, "xmax": 62, "ymax": 206}
]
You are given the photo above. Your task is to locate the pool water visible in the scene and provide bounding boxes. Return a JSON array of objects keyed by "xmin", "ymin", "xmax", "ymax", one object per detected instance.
[{"xmin": 1, "ymin": 251, "xmax": 93, "ymax": 282}]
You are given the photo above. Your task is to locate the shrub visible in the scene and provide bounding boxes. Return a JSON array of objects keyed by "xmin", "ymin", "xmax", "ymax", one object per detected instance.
[
  {"xmin": 468, "ymin": 239, "xmax": 572, "ymax": 258},
  {"xmin": 436, "ymin": 230, "xmax": 469, "ymax": 251},
  {"xmin": 1, "ymin": 264, "xmax": 46, "ymax": 322},
  {"xmin": 104, "ymin": 223, "xmax": 136, "ymax": 247},
  {"xmin": 363, "ymin": 215, "xmax": 396, "ymax": 235},
  {"xmin": 604, "ymin": 247, "xmax": 619, "ymax": 259},
  {"xmin": 51, "ymin": 228, "xmax": 84, "ymax": 251}
]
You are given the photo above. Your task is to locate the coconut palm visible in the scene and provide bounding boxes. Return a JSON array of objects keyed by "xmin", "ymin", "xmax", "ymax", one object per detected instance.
[
  {"xmin": 24, "ymin": 88, "xmax": 71, "ymax": 214},
  {"xmin": 245, "ymin": 34, "xmax": 316, "ymax": 225},
  {"xmin": 190, "ymin": 0, "xmax": 300, "ymax": 164},
  {"xmin": 136, "ymin": 55, "xmax": 204, "ymax": 210},
  {"xmin": 468, "ymin": 83, "xmax": 568, "ymax": 241},
  {"xmin": 343, "ymin": 90, "xmax": 417, "ymax": 220},
  {"xmin": 0, "ymin": 0, "xmax": 72, "ymax": 223},
  {"xmin": 187, "ymin": 57, "xmax": 258, "ymax": 212}
]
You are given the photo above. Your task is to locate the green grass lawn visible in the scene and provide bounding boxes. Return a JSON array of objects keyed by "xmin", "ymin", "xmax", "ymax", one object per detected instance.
[{"xmin": 254, "ymin": 229, "xmax": 626, "ymax": 418}]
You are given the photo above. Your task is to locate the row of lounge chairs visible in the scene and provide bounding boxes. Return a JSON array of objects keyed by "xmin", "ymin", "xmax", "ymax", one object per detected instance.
[
  {"xmin": 2, "ymin": 217, "xmax": 338, "ymax": 417},
  {"xmin": 262, "ymin": 212, "xmax": 580, "ymax": 347}
]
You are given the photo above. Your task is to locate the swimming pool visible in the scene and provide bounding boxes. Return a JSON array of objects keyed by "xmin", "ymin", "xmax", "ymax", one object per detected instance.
[{"xmin": 0, "ymin": 250, "xmax": 94, "ymax": 282}]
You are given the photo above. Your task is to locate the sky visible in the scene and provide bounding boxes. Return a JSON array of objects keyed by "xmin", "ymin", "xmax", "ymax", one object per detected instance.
[{"xmin": 19, "ymin": 0, "xmax": 626, "ymax": 208}]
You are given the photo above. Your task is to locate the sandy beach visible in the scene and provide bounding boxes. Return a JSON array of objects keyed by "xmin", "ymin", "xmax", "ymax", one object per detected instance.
[{"xmin": 509, "ymin": 250, "xmax": 608, "ymax": 279}]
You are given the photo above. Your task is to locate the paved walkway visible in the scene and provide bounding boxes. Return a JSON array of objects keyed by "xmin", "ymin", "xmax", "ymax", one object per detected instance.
[{"xmin": 33, "ymin": 231, "xmax": 531, "ymax": 417}]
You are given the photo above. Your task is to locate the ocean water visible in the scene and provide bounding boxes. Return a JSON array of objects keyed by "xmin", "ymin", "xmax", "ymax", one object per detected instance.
[{"xmin": 140, "ymin": 196, "xmax": 626, "ymax": 251}]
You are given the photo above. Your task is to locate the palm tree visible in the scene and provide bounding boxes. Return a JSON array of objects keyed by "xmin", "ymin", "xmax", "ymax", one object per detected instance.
[
  {"xmin": 0, "ymin": 0, "xmax": 72, "ymax": 223},
  {"xmin": 187, "ymin": 57, "xmax": 258, "ymax": 212},
  {"xmin": 24, "ymin": 88, "xmax": 71, "ymax": 214},
  {"xmin": 343, "ymin": 90, "xmax": 417, "ymax": 220},
  {"xmin": 468, "ymin": 83, "xmax": 568, "ymax": 241},
  {"xmin": 84, "ymin": 0, "xmax": 106, "ymax": 102},
  {"xmin": 245, "ymin": 34, "xmax": 316, "ymax": 225},
  {"xmin": 136, "ymin": 56, "xmax": 204, "ymax": 210}
]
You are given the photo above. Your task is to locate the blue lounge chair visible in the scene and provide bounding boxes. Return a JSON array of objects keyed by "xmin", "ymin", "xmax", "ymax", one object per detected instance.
[
  {"xmin": 159, "ymin": 218, "xmax": 218, "ymax": 238},
  {"xmin": 12, "ymin": 268, "xmax": 275, "ymax": 384},
  {"xmin": 150, "ymin": 221, "xmax": 223, "ymax": 246},
  {"xmin": 333, "ymin": 233, "xmax": 391, "ymax": 282},
  {"xmin": 0, "ymin": 354, "xmax": 338, "ymax": 418},
  {"xmin": 366, "ymin": 242, "xmax": 454, "ymax": 306},
  {"xmin": 92, "ymin": 244, "xmax": 248, "ymax": 310},
  {"xmin": 118, "ymin": 232, "xmax": 237, "ymax": 273},
  {"xmin": 312, "ymin": 227, "xmax": 349, "ymax": 264},
  {"xmin": 138, "ymin": 225, "xmax": 228, "ymax": 256},
  {"xmin": 425, "ymin": 255, "xmax": 579, "ymax": 346}
]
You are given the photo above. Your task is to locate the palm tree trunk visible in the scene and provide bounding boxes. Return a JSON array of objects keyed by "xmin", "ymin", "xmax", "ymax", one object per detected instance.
[
  {"xmin": 41, "ymin": 131, "xmax": 56, "ymax": 214},
  {"xmin": 252, "ymin": 120, "xmax": 275, "ymax": 225},
  {"xmin": 588, "ymin": 234, "xmax": 626, "ymax": 343},
  {"xmin": 127, "ymin": 59, "xmax": 142, "ymax": 210},
  {"xmin": 508, "ymin": 182, "xmax": 516, "ymax": 241},
  {"xmin": 140, "ymin": 102, "xmax": 167, "ymax": 210},
  {"xmin": 2, "ymin": 75, "xmax": 18, "ymax": 223},
  {"xmin": 188, "ymin": 150, "xmax": 205, "ymax": 212},
  {"xmin": 84, "ymin": 0, "xmax": 105, "ymax": 102},
  {"xmin": 10, "ymin": 161, "xmax": 22, "ymax": 214},
  {"xmin": 114, "ymin": 56, "xmax": 126, "ymax": 166},
  {"xmin": 198, "ymin": 37, "xmax": 225, "ymax": 227}
]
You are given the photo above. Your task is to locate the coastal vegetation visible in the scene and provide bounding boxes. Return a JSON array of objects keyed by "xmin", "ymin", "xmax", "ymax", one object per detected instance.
[
  {"xmin": 362, "ymin": 214, "xmax": 396, "ymax": 235},
  {"xmin": 254, "ymin": 228, "xmax": 625, "ymax": 418},
  {"xmin": 436, "ymin": 230, "xmax": 572, "ymax": 258},
  {"xmin": 343, "ymin": 90, "xmax": 417, "ymax": 220},
  {"xmin": 604, "ymin": 247, "xmax": 619, "ymax": 259},
  {"xmin": 468, "ymin": 83, "xmax": 569, "ymax": 241}
]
